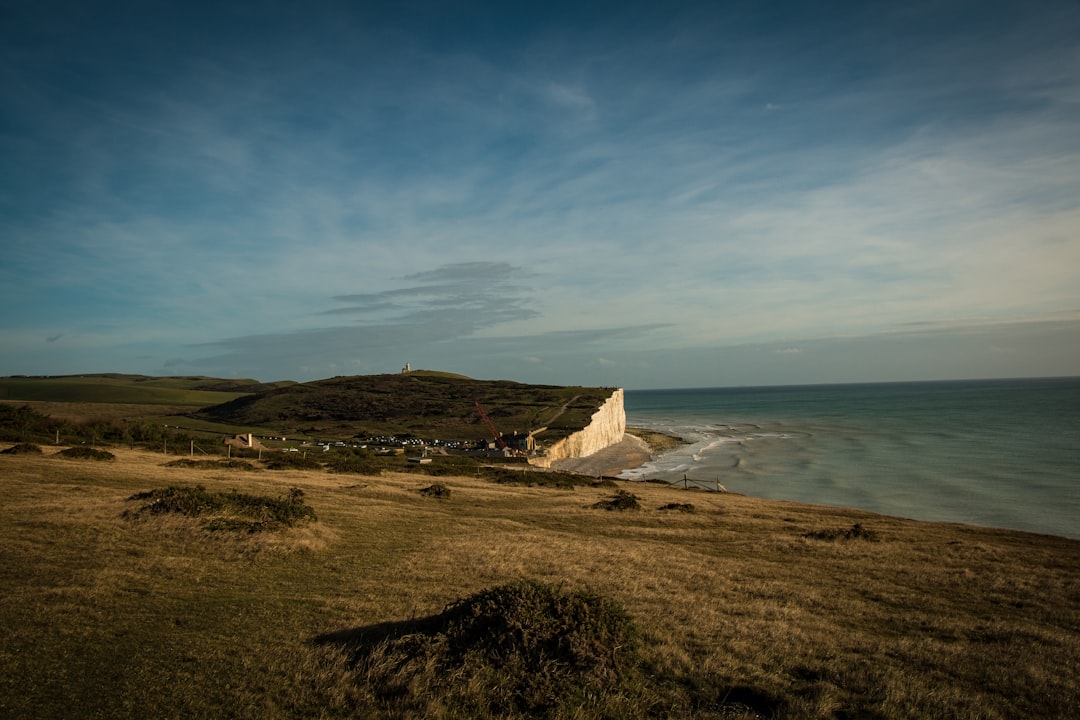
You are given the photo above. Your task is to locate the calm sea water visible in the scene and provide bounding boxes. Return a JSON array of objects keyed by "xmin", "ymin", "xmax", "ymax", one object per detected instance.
[{"xmin": 622, "ymin": 378, "xmax": 1080, "ymax": 540}]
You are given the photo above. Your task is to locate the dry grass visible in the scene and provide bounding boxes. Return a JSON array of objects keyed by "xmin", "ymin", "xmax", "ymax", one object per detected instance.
[{"xmin": 0, "ymin": 444, "xmax": 1077, "ymax": 718}]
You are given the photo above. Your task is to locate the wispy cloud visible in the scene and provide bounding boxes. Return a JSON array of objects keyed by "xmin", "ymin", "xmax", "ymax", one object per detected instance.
[{"xmin": 1, "ymin": 2, "xmax": 1077, "ymax": 386}]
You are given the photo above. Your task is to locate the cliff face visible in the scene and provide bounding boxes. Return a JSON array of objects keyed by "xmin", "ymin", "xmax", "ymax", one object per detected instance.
[{"xmin": 532, "ymin": 389, "xmax": 625, "ymax": 467}]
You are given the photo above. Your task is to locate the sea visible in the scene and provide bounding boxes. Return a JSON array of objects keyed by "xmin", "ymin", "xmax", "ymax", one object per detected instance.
[{"xmin": 621, "ymin": 377, "xmax": 1080, "ymax": 540}]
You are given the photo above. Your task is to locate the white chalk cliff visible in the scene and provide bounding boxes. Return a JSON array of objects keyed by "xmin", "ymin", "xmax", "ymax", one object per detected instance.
[{"xmin": 531, "ymin": 389, "xmax": 626, "ymax": 467}]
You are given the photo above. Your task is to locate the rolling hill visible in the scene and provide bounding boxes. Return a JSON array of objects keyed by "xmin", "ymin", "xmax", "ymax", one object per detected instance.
[
  {"xmin": 194, "ymin": 371, "xmax": 616, "ymax": 443},
  {"xmin": 0, "ymin": 373, "xmax": 294, "ymax": 406}
]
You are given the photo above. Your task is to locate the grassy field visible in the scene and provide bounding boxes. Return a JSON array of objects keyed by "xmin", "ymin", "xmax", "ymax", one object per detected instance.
[
  {"xmin": 1, "ymin": 445, "xmax": 1077, "ymax": 719},
  {"xmin": 0, "ymin": 375, "xmax": 254, "ymax": 407}
]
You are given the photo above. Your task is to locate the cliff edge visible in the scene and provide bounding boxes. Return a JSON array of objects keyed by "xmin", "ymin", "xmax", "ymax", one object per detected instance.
[{"xmin": 531, "ymin": 389, "xmax": 627, "ymax": 469}]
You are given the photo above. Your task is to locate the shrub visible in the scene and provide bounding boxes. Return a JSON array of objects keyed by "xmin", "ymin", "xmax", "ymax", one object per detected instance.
[
  {"xmin": 125, "ymin": 485, "xmax": 316, "ymax": 532},
  {"xmin": 803, "ymin": 523, "xmax": 880, "ymax": 542},
  {"xmin": 57, "ymin": 446, "xmax": 115, "ymax": 461},
  {"xmin": 165, "ymin": 459, "xmax": 259, "ymax": 471},
  {"xmin": 324, "ymin": 451, "xmax": 382, "ymax": 475},
  {"xmin": 262, "ymin": 452, "xmax": 323, "ymax": 471},
  {"xmin": 419, "ymin": 483, "xmax": 451, "ymax": 499},
  {"xmin": 2, "ymin": 442, "xmax": 43, "ymax": 455},
  {"xmin": 483, "ymin": 466, "xmax": 583, "ymax": 488},
  {"xmin": 351, "ymin": 581, "xmax": 642, "ymax": 718},
  {"xmin": 659, "ymin": 502, "xmax": 695, "ymax": 513},
  {"xmin": 592, "ymin": 490, "xmax": 641, "ymax": 511}
]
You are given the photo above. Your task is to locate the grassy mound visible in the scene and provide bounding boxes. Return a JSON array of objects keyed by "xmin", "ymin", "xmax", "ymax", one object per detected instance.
[
  {"xmin": 57, "ymin": 446, "xmax": 115, "ymax": 461},
  {"xmin": 593, "ymin": 489, "xmax": 641, "ymax": 511},
  {"xmin": 346, "ymin": 581, "xmax": 643, "ymax": 718},
  {"xmin": 125, "ymin": 485, "xmax": 316, "ymax": 532},
  {"xmin": 2, "ymin": 442, "xmax": 43, "ymax": 455}
]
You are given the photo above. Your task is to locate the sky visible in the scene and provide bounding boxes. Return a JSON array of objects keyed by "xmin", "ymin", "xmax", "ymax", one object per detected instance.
[{"xmin": 2, "ymin": 0, "xmax": 1079, "ymax": 390}]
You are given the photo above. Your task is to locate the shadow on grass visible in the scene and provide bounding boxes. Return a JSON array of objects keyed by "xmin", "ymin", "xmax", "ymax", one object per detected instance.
[{"xmin": 313, "ymin": 615, "xmax": 441, "ymax": 662}]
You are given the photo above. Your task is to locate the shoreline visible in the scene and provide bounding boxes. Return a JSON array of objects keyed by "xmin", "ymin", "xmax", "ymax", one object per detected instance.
[
  {"xmin": 548, "ymin": 433, "xmax": 653, "ymax": 478},
  {"xmin": 546, "ymin": 429, "xmax": 688, "ymax": 480}
]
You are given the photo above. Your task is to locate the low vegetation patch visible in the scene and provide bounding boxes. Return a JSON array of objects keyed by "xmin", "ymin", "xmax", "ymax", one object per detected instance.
[
  {"xmin": 659, "ymin": 502, "xmax": 695, "ymax": 512},
  {"xmin": 629, "ymin": 427, "xmax": 685, "ymax": 453},
  {"xmin": 57, "ymin": 446, "xmax": 115, "ymax": 461},
  {"xmin": 482, "ymin": 465, "xmax": 585, "ymax": 488},
  {"xmin": 324, "ymin": 448, "xmax": 383, "ymax": 475},
  {"xmin": 419, "ymin": 483, "xmax": 451, "ymax": 499},
  {"xmin": 124, "ymin": 484, "xmax": 316, "ymax": 532},
  {"xmin": 2, "ymin": 442, "xmax": 43, "ymax": 455},
  {"xmin": 262, "ymin": 452, "xmax": 324, "ymax": 471},
  {"xmin": 164, "ymin": 458, "xmax": 259, "ymax": 471},
  {"xmin": 330, "ymin": 580, "xmax": 644, "ymax": 719},
  {"xmin": 593, "ymin": 489, "xmax": 641, "ymax": 511},
  {"xmin": 803, "ymin": 523, "xmax": 879, "ymax": 541}
]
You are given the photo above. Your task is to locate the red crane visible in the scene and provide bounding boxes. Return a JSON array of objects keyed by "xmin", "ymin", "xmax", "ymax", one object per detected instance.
[{"xmin": 474, "ymin": 400, "xmax": 508, "ymax": 450}]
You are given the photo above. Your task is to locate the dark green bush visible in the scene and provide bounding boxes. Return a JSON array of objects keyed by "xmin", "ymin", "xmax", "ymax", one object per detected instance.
[
  {"xmin": 803, "ymin": 523, "xmax": 879, "ymax": 541},
  {"xmin": 125, "ymin": 485, "xmax": 315, "ymax": 532},
  {"xmin": 165, "ymin": 458, "xmax": 259, "ymax": 471},
  {"xmin": 57, "ymin": 446, "xmax": 115, "ymax": 461},
  {"xmin": 353, "ymin": 580, "xmax": 642, "ymax": 718},
  {"xmin": 419, "ymin": 483, "xmax": 451, "ymax": 498},
  {"xmin": 324, "ymin": 450, "xmax": 382, "ymax": 475},
  {"xmin": 262, "ymin": 452, "xmax": 323, "ymax": 471},
  {"xmin": 658, "ymin": 502, "xmax": 695, "ymax": 513},
  {"xmin": 592, "ymin": 490, "xmax": 641, "ymax": 511},
  {"xmin": 2, "ymin": 442, "xmax": 43, "ymax": 455}
]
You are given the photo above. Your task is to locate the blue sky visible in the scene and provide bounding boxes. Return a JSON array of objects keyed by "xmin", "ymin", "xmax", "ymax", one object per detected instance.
[{"xmin": 2, "ymin": 0, "xmax": 1078, "ymax": 389}]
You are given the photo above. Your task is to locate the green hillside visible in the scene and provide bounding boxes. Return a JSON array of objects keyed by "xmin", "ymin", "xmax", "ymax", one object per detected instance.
[
  {"xmin": 0, "ymin": 374, "xmax": 293, "ymax": 407},
  {"xmin": 196, "ymin": 372, "xmax": 616, "ymax": 443}
]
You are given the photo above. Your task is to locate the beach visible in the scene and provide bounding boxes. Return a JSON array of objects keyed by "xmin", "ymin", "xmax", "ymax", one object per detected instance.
[{"xmin": 549, "ymin": 433, "xmax": 653, "ymax": 477}]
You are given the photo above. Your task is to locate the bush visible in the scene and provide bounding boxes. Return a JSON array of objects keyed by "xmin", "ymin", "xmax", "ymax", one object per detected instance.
[
  {"xmin": 324, "ymin": 450, "xmax": 382, "ymax": 475},
  {"xmin": 2, "ymin": 442, "xmax": 43, "ymax": 455},
  {"xmin": 592, "ymin": 490, "xmax": 641, "ymax": 511},
  {"xmin": 803, "ymin": 523, "xmax": 879, "ymax": 542},
  {"xmin": 483, "ymin": 465, "xmax": 583, "ymax": 488},
  {"xmin": 262, "ymin": 452, "xmax": 323, "ymax": 471},
  {"xmin": 351, "ymin": 581, "xmax": 642, "ymax": 718},
  {"xmin": 125, "ymin": 485, "xmax": 316, "ymax": 532},
  {"xmin": 419, "ymin": 483, "xmax": 451, "ymax": 498},
  {"xmin": 659, "ymin": 502, "xmax": 695, "ymax": 513},
  {"xmin": 57, "ymin": 446, "xmax": 115, "ymax": 461},
  {"xmin": 165, "ymin": 459, "xmax": 259, "ymax": 471}
]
